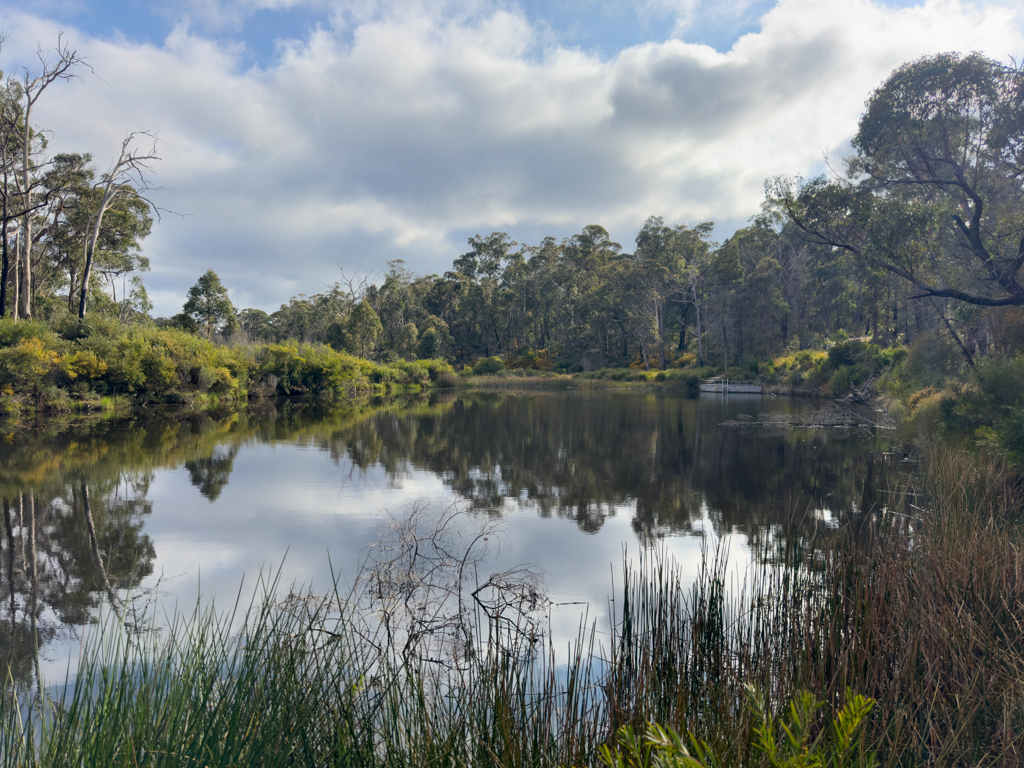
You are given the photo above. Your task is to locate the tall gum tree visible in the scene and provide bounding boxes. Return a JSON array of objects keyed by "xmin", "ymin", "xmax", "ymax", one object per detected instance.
[{"xmin": 12, "ymin": 36, "xmax": 84, "ymax": 320}]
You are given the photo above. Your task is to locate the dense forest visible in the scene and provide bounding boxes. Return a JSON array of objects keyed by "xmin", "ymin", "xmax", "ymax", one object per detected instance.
[{"xmin": 1, "ymin": 49, "xmax": 1020, "ymax": 371}]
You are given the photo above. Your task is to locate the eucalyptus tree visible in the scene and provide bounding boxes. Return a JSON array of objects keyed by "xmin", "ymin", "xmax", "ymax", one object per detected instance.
[
  {"xmin": 374, "ymin": 260, "xmax": 423, "ymax": 352},
  {"xmin": 554, "ymin": 225, "xmax": 621, "ymax": 365},
  {"xmin": 92, "ymin": 191, "xmax": 153, "ymax": 314},
  {"xmin": 180, "ymin": 269, "xmax": 237, "ymax": 338},
  {"xmin": 452, "ymin": 232, "xmax": 520, "ymax": 357},
  {"xmin": 238, "ymin": 307, "xmax": 275, "ymax": 341},
  {"xmin": 0, "ymin": 80, "xmax": 23, "ymax": 319},
  {"xmin": 633, "ymin": 218, "xmax": 717, "ymax": 367},
  {"xmin": 346, "ymin": 299, "xmax": 383, "ymax": 358},
  {"xmin": 78, "ymin": 133, "xmax": 160, "ymax": 319},
  {"xmin": 771, "ymin": 53, "xmax": 1024, "ymax": 311},
  {"xmin": 6, "ymin": 36, "xmax": 85, "ymax": 320},
  {"xmin": 35, "ymin": 153, "xmax": 93, "ymax": 309}
]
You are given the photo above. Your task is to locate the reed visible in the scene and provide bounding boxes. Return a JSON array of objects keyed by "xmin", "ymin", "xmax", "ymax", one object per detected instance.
[
  {"xmin": 1, "ymin": 449, "xmax": 1020, "ymax": 767},
  {"xmin": 604, "ymin": 447, "xmax": 1024, "ymax": 767}
]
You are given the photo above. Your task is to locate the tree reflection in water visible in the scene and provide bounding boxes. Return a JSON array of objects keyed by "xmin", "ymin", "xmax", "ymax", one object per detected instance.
[
  {"xmin": 0, "ymin": 392, "xmax": 900, "ymax": 689},
  {"xmin": 0, "ymin": 484, "xmax": 155, "ymax": 689}
]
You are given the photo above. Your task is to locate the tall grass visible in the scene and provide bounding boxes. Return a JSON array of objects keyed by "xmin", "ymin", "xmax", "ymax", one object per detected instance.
[
  {"xmin": 604, "ymin": 447, "xmax": 1024, "ymax": 767},
  {"xmin": 2, "ymin": 449, "xmax": 1021, "ymax": 767}
]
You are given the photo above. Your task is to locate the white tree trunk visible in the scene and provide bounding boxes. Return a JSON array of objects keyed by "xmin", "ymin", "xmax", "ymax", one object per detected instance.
[
  {"xmin": 21, "ymin": 101, "xmax": 32, "ymax": 320},
  {"xmin": 11, "ymin": 230, "xmax": 20, "ymax": 321}
]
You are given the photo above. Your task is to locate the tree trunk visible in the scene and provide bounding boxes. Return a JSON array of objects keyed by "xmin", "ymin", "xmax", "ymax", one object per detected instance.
[
  {"xmin": 21, "ymin": 109, "xmax": 32, "ymax": 320},
  {"xmin": 657, "ymin": 300, "xmax": 666, "ymax": 369},
  {"xmin": 83, "ymin": 483, "xmax": 119, "ymax": 607},
  {"xmin": 11, "ymin": 230, "xmax": 20, "ymax": 321},
  {"xmin": 19, "ymin": 246, "xmax": 31, "ymax": 320},
  {"xmin": 0, "ymin": 217, "xmax": 7, "ymax": 319}
]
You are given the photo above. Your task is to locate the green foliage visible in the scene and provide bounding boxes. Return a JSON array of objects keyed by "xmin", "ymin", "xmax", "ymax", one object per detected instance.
[
  {"xmin": 0, "ymin": 319, "xmax": 55, "ymax": 347},
  {"xmin": 827, "ymin": 365, "xmax": 854, "ymax": 398},
  {"xmin": 180, "ymin": 269, "xmax": 237, "ymax": 338},
  {"xmin": 345, "ymin": 300, "xmax": 383, "ymax": 358},
  {"xmin": 0, "ymin": 337, "xmax": 61, "ymax": 392},
  {"xmin": 934, "ymin": 353, "xmax": 1024, "ymax": 463},
  {"xmin": 254, "ymin": 343, "xmax": 365, "ymax": 395},
  {"xmin": 595, "ymin": 688, "xmax": 875, "ymax": 768},
  {"xmin": 659, "ymin": 369, "xmax": 702, "ymax": 397},
  {"xmin": 596, "ymin": 723, "xmax": 716, "ymax": 768},
  {"xmin": 748, "ymin": 686, "xmax": 876, "ymax": 768},
  {"xmin": 473, "ymin": 356, "xmax": 506, "ymax": 375}
]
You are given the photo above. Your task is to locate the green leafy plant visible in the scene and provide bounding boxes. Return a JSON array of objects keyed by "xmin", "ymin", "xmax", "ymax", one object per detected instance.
[
  {"xmin": 748, "ymin": 686, "xmax": 876, "ymax": 768},
  {"xmin": 595, "ymin": 688, "xmax": 875, "ymax": 768}
]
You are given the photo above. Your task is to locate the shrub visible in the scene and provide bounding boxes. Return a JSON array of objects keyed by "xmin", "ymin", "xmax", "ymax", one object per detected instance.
[
  {"xmin": 417, "ymin": 358, "xmax": 455, "ymax": 383},
  {"xmin": 297, "ymin": 345, "xmax": 365, "ymax": 393},
  {"xmin": 661, "ymin": 369, "xmax": 701, "ymax": 397},
  {"xmin": 255, "ymin": 343, "xmax": 306, "ymax": 394},
  {"xmin": 827, "ymin": 365, "xmax": 855, "ymax": 397},
  {"xmin": 432, "ymin": 370, "xmax": 458, "ymax": 387},
  {"xmin": 0, "ymin": 337, "xmax": 61, "ymax": 392},
  {"xmin": 370, "ymin": 366, "xmax": 398, "ymax": 385},
  {"xmin": 725, "ymin": 366, "xmax": 747, "ymax": 381},
  {"xmin": 596, "ymin": 688, "xmax": 876, "ymax": 768},
  {"xmin": 473, "ymin": 356, "xmax": 506, "ymax": 375},
  {"xmin": 908, "ymin": 386, "xmax": 938, "ymax": 410},
  {"xmin": 0, "ymin": 318, "xmax": 54, "ymax": 348},
  {"xmin": 62, "ymin": 350, "xmax": 108, "ymax": 382},
  {"xmin": 935, "ymin": 353, "xmax": 1024, "ymax": 464},
  {"xmin": 389, "ymin": 360, "xmax": 430, "ymax": 386}
]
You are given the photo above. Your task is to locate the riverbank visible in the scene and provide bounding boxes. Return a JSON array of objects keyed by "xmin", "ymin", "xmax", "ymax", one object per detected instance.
[
  {"xmin": 0, "ymin": 319, "xmax": 456, "ymax": 417},
  {"xmin": 6, "ymin": 317, "xmax": 1024, "ymax": 467},
  {"xmin": 2, "ymin": 446, "xmax": 1019, "ymax": 767}
]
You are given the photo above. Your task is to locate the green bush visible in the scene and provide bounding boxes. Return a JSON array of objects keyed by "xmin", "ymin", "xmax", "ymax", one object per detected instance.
[
  {"xmin": 473, "ymin": 356, "xmax": 506, "ymax": 375},
  {"xmin": 725, "ymin": 366, "xmax": 748, "ymax": 381},
  {"xmin": 660, "ymin": 369, "xmax": 702, "ymax": 397},
  {"xmin": 389, "ymin": 360, "xmax": 430, "ymax": 386},
  {"xmin": 0, "ymin": 318, "xmax": 55, "ymax": 348},
  {"xmin": 934, "ymin": 354, "xmax": 1024, "ymax": 463},
  {"xmin": 0, "ymin": 337, "xmax": 60, "ymax": 392},
  {"xmin": 370, "ymin": 365, "xmax": 397, "ymax": 385},
  {"xmin": 596, "ymin": 687, "xmax": 876, "ymax": 768},
  {"xmin": 828, "ymin": 365, "xmax": 855, "ymax": 397},
  {"xmin": 417, "ymin": 358, "xmax": 455, "ymax": 383}
]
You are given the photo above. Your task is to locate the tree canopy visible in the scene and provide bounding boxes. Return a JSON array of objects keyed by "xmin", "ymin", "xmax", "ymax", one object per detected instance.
[
  {"xmin": 770, "ymin": 52, "xmax": 1024, "ymax": 309},
  {"xmin": 179, "ymin": 270, "xmax": 237, "ymax": 338}
]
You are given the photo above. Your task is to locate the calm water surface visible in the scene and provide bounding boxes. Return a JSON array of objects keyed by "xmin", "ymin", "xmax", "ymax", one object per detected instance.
[{"xmin": 0, "ymin": 390, "xmax": 900, "ymax": 685}]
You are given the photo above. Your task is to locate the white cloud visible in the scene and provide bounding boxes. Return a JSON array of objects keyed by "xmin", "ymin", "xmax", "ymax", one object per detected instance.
[{"xmin": 1, "ymin": 0, "xmax": 1021, "ymax": 314}]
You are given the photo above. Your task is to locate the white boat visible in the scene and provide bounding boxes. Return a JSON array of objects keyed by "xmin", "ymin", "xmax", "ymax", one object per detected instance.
[{"xmin": 699, "ymin": 378, "xmax": 762, "ymax": 394}]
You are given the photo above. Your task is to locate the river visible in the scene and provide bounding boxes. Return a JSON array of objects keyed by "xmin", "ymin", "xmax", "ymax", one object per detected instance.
[{"xmin": 0, "ymin": 389, "xmax": 901, "ymax": 687}]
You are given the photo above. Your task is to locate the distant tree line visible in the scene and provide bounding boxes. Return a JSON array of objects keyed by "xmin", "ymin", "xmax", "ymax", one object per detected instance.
[{"xmin": 191, "ymin": 52, "xmax": 1021, "ymax": 373}]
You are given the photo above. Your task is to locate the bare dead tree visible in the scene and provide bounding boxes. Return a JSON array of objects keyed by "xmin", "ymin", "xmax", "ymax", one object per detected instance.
[
  {"xmin": 357, "ymin": 500, "xmax": 546, "ymax": 669},
  {"xmin": 13, "ymin": 35, "xmax": 85, "ymax": 319},
  {"xmin": 79, "ymin": 132, "xmax": 161, "ymax": 319}
]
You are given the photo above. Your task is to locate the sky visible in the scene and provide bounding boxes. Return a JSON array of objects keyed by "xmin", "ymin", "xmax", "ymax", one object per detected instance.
[{"xmin": 0, "ymin": 0, "xmax": 1022, "ymax": 316}]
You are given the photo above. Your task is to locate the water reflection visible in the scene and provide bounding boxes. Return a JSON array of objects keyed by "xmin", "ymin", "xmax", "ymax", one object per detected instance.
[
  {"xmin": 326, "ymin": 392, "xmax": 897, "ymax": 539},
  {"xmin": 0, "ymin": 484, "xmax": 154, "ymax": 688},
  {"xmin": 186, "ymin": 446, "xmax": 240, "ymax": 502},
  {"xmin": 0, "ymin": 391, "xmax": 899, "ymax": 688}
]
